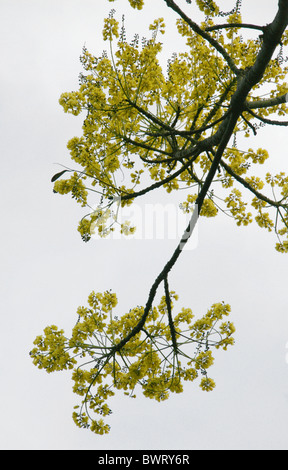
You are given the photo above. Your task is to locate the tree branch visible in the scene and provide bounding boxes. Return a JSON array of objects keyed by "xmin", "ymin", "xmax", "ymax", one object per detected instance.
[
  {"xmin": 120, "ymin": 148, "xmax": 201, "ymax": 202},
  {"xmin": 205, "ymin": 23, "xmax": 265, "ymax": 33},
  {"xmin": 164, "ymin": 276, "xmax": 178, "ymax": 354},
  {"xmin": 120, "ymin": 133, "xmax": 172, "ymax": 156},
  {"xmin": 246, "ymin": 93, "xmax": 288, "ymax": 110},
  {"xmin": 163, "ymin": 0, "xmax": 240, "ymax": 75},
  {"xmin": 125, "ymin": 98, "xmax": 173, "ymax": 132},
  {"xmin": 245, "ymin": 107, "xmax": 288, "ymax": 126},
  {"xmin": 220, "ymin": 159, "xmax": 281, "ymax": 208}
]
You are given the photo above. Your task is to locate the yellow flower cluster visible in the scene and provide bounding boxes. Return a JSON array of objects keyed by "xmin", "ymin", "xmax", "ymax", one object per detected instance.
[
  {"xmin": 120, "ymin": 220, "xmax": 136, "ymax": 235},
  {"xmin": 90, "ymin": 207, "xmax": 114, "ymax": 238},
  {"xmin": 30, "ymin": 290, "xmax": 235, "ymax": 434},
  {"xmin": 52, "ymin": 7, "xmax": 288, "ymax": 253},
  {"xmin": 59, "ymin": 91, "xmax": 84, "ymax": 116},
  {"xmin": 200, "ymin": 377, "xmax": 216, "ymax": 392},
  {"xmin": 225, "ymin": 148, "xmax": 248, "ymax": 176},
  {"xmin": 54, "ymin": 172, "xmax": 88, "ymax": 207},
  {"xmin": 30, "ymin": 326, "xmax": 77, "ymax": 373},
  {"xmin": 149, "ymin": 18, "xmax": 166, "ymax": 36},
  {"xmin": 264, "ymin": 172, "xmax": 288, "ymax": 252},
  {"xmin": 126, "ymin": 0, "xmax": 144, "ymax": 9},
  {"xmin": 108, "ymin": 0, "xmax": 144, "ymax": 9},
  {"xmin": 181, "ymin": 194, "xmax": 218, "ymax": 217},
  {"xmin": 246, "ymin": 148, "xmax": 269, "ymax": 165},
  {"xmin": 195, "ymin": 0, "xmax": 219, "ymax": 16},
  {"xmin": 102, "ymin": 17, "xmax": 119, "ymax": 42},
  {"xmin": 219, "ymin": 144, "xmax": 288, "ymax": 249},
  {"xmin": 225, "ymin": 188, "xmax": 252, "ymax": 226}
]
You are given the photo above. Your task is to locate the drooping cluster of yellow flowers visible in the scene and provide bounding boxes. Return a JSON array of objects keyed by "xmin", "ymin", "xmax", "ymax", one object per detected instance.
[
  {"xmin": 52, "ymin": 4, "xmax": 288, "ymax": 251},
  {"xmin": 30, "ymin": 289, "xmax": 234, "ymax": 434}
]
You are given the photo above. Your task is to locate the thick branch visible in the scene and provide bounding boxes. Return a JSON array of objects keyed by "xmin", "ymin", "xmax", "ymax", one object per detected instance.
[
  {"xmin": 205, "ymin": 23, "xmax": 265, "ymax": 33},
  {"xmin": 246, "ymin": 93, "xmax": 288, "ymax": 110},
  {"xmin": 164, "ymin": 277, "xmax": 178, "ymax": 354}
]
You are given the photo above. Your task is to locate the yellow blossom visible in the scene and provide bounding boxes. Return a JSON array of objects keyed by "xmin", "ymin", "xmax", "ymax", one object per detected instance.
[{"xmin": 200, "ymin": 377, "xmax": 216, "ymax": 392}]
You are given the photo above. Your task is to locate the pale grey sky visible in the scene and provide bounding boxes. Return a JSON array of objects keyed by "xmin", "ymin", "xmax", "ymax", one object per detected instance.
[{"xmin": 1, "ymin": 0, "xmax": 288, "ymax": 450}]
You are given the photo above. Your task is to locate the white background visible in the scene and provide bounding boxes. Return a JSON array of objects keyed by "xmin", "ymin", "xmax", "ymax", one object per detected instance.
[{"xmin": 1, "ymin": 0, "xmax": 288, "ymax": 450}]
